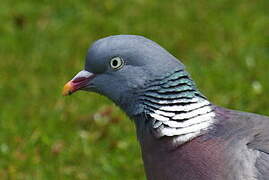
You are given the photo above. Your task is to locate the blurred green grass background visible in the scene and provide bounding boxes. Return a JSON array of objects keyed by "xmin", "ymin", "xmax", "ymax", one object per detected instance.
[{"xmin": 1, "ymin": 0, "xmax": 269, "ymax": 179}]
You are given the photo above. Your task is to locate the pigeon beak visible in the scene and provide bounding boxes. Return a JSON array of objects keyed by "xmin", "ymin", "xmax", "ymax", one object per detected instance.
[{"xmin": 62, "ymin": 70, "xmax": 95, "ymax": 96}]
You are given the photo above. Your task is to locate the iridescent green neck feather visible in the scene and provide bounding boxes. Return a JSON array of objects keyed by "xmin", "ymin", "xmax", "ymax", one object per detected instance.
[{"xmin": 136, "ymin": 69, "xmax": 216, "ymax": 144}]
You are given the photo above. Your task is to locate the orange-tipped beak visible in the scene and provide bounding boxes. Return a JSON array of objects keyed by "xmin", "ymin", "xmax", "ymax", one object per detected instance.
[
  {"xmin": 62, "ymin": 81, "xmax": 75, "ymax": 96},
  {"xmin": 62, "ymin": 70, "xmax": 95, "ymax": 96}
]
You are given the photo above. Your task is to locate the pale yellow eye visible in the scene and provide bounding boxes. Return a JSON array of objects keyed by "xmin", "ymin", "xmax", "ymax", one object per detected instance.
[{"xmin": 110, "ymin": 57, "xmax": 124, "ymax": 70}]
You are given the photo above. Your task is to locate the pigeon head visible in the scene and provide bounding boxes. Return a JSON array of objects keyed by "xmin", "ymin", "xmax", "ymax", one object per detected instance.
[
  {"xmin": 63, "ymin": 35, "xmax": 185, "ymax": 114},
  {"xmin": 63, "ymin": 34, "xmax": 214, "ymax": 147}
]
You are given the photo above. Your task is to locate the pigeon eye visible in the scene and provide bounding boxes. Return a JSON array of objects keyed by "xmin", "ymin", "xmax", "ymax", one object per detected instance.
[{"xmin": 110, "ymin": 57, "xmax": 124, "ymax": 70}]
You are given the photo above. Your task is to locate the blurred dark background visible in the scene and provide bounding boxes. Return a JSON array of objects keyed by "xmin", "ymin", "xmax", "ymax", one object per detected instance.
[{"xmin": 1, "ymin": 0, "xmax": 269, "ymax": 179}]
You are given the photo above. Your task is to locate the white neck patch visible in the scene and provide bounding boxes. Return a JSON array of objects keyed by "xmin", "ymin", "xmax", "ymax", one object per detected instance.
[{"xmin": 148, "ymin": 97, "xmax": 215, "ymax": 144}]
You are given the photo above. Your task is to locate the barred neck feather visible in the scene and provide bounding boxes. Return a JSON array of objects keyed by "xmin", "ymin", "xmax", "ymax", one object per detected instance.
[{"xmin": 138, "ymin": 69, "xmax": 216, "ymax": 145}]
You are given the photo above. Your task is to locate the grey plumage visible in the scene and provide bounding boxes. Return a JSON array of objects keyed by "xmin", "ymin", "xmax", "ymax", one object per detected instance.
[{"xmin": 63, "ymin": 35, "xmax": 269, "ymax": 180}]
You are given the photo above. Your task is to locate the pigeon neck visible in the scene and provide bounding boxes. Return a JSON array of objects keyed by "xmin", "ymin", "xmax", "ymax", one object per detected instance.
[{"xmin": 136, "ymin": 69, "xmax": 216, "ymax": 146}]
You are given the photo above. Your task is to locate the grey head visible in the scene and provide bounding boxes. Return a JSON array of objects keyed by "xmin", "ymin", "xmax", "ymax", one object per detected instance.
[
  {"xmin": 63, "ymin": 34, "xmax": 214, "ymax": 146},
  {"xmin": 63, "ymin": 35, "xmax": 187, "ymax": 115}
]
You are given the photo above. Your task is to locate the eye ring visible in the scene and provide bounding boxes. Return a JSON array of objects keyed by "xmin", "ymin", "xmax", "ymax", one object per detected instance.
[{"xmin": 110, "ymin": 57, "xmax": 124, "ymax": 70}]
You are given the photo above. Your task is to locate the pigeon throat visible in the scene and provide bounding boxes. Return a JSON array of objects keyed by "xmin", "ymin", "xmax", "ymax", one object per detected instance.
[{"xmin": 138, "ymin": 69, "xmax": 216, "ymax": 145}]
